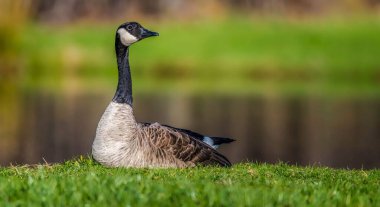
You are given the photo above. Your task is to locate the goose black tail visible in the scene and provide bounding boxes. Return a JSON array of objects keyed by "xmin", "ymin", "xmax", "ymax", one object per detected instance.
[{"xmin": 210, "ymin": 137, "xmax": 235, "ymax": 145}]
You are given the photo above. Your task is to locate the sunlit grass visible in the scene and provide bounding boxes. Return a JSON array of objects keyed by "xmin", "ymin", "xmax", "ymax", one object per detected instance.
[
  {"xmin": 1, "ymin": 157, "xmax": 379, "ymax": 206},
  {"xmin": 19, "ymin": 16, "xmax": 380, "ymax": 96}
]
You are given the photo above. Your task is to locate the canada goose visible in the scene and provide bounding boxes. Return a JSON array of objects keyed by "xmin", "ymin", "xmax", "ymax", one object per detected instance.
[{"xmin": 92, "ymin": 22, "xmax": 235, "ymax": 168}]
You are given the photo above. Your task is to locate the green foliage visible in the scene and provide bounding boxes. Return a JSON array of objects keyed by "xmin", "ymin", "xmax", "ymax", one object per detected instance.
[
  {"xmin": 20, "ymin": 16, "xmax": 380, "ymax": 95},
  {"xmin": 0, "ymin": 157, "xmax": 379, "ymax": 206}
]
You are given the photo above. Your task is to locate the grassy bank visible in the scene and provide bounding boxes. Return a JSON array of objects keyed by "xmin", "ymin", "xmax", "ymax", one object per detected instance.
[
  {"xmin": 19, "ymin": 16, "xmax": 380, "ymax": 96},
  {"xmin": 0, "ymin": 157, "xmax": 379, "ymax": 206}
]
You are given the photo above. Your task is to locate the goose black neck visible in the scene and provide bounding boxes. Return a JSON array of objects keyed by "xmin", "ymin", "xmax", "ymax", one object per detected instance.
[{"xmin": 112, "ymin": 38, "xmax": 133, "ymax": 105}]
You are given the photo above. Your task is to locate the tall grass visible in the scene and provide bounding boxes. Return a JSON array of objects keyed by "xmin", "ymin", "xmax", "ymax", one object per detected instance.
[
  {"xmin": 0, "ymin": 0, "xmax": 30, "ymax": 81},
  {"xmin": 0, "ymin": 0, "xmax": 31, "ymax": 159}
]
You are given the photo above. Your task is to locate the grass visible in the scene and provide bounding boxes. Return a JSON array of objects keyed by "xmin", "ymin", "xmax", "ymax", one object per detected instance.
[
  {"xmin": 0, "ymin": 157, "xmax": 379, "ymax": 206},
  {"xmin": 18, "ymin": 16, "xmax": 380, "ymax": 96}
]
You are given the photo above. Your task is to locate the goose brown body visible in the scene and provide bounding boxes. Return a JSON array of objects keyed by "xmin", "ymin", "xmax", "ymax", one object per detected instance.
[
  {"xmin": 92, "ymin": 102, "xmax": 231, "ymax": 167},
  {"xmin": 92, "ymin": 22, "xmax": 233, "ymax": 168}
]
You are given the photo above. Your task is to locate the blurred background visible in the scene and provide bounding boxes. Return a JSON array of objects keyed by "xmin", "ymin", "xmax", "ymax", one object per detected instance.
[{"xmin": 1, "ymin": 0, "xmax": 380, "ymax": 168}]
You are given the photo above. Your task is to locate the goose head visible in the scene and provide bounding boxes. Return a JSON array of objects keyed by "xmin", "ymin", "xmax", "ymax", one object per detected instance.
[{"xmin": 117, "ymin": 22, "xmax": 159, "ymax": 47}]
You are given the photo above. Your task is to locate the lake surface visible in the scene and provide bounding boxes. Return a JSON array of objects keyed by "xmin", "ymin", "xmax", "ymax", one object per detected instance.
[{"xmin": 1, "ymin": 90, "xmax": 379, "ymax": 169}]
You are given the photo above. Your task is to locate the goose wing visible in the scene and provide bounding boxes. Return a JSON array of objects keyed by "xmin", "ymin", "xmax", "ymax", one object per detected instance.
[
  {"xmin": 142, "ymin": 123, "xmax": 235, "ymax": 149},
  {"xmin": 162, "ymin": 124, "xmax": 235, "ymax": 149},
  {"xmin": 140, "ymin": 123, "xmax": 232, "ymax": 167}
]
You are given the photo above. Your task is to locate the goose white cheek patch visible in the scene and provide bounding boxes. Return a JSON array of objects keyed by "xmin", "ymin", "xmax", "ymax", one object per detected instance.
[{"xmin": 117, "ymin": 28, "xmax": 138, "ymax": 46}]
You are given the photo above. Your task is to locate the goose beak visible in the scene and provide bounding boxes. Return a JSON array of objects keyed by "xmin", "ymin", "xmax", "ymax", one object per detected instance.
[{"xmin": 140, "ymin": 28, "xmax": 159, "ymax": 39}]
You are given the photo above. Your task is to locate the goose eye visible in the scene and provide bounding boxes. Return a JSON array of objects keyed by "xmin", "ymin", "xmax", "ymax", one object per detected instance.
[{"xmin": 126, "ymin": 25, "xmax": 133, "ymax": 31}]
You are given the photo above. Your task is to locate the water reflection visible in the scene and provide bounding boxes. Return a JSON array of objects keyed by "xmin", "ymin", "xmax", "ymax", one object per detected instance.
[{"xmin": 1, "ymin": 90, "xmax": 379, "ymax": 169}]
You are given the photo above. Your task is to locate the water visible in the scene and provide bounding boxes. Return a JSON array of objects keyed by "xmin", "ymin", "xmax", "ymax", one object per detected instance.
[{"xmin": 1, "ymin": 90, "xmax": 379, "ymax": 168}]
